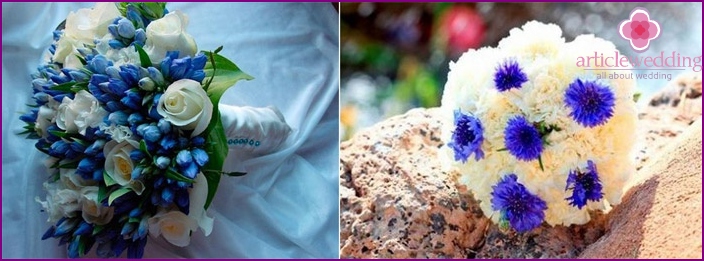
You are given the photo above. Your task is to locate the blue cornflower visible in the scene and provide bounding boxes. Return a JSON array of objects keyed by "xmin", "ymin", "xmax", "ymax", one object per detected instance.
[
  {"xmin": 564, "ymin": 79, "xmax": 615, "ymax": 128},
  {"xmin": 491, "ymin": 174, "xmax": 547, "ymax": 233},
  {"xmin": 504, "ymin": 116, "xmax": 543, "ymax": 162},
  {"xmin": 494, "ymin": 59, "xmax": 528, "ymax": 92},
  {"xmin": 565, "ymin": 160, "xmax": 604, "ymax": 209},
  {"xmin": 448, "ymin": 110, "xmax": 484, "ymax": 163}
]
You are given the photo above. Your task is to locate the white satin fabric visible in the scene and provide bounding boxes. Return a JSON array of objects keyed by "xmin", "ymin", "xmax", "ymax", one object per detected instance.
[{"xmin": 2, "ymin": 2, "xmax": 340, "ymax": 258}]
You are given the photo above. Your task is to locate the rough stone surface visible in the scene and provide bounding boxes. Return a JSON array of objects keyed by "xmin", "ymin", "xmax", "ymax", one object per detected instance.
[
  {"xmin": 579, "ymin": 119, "xmax": 702, "ymax": 258},
  {"xmin": 339, "ymin": 72, "xmax": 702, "ymax": 258},
  {"xmin": 339, "ymin": 108, "xmax": 490, "ymax": 258}
]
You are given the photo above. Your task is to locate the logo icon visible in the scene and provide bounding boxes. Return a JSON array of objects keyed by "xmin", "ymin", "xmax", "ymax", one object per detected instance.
[{"xmin": 619, "ymin": 8, "xmax": 660, "ymax": 52}]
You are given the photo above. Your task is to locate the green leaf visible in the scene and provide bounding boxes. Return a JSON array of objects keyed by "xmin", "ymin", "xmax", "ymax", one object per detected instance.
[
  {"xmin": 104, "ymin": 170, "xmax": 117, "ymax": 187},
  {"xmin": 98, "ymin": 184, "xmax": 107, "ymax": 203},
  {"xmin": 139, "ymin": 140, "xmax": 152, "ymax": 158},
  {"xmin": 57, "ymin": 160, "xmax": 79, "ymax": 169},
  {"xmin": 128, "ymin": 217, "xmax": 140, "ymax": 223},
  {"xmin": 633, "ymin": 92, "xmax": 642, "ymax": 103},
  {"xmin": 165, "ymin": 168, "xmax": 195, "ymax": 184},
  {"xmin": 223, "ymin": 171, "xmax": 247, "ymax": 177},
  {"xmin": 197, "ymin": 49, "xmax": 253, "ymax": 209},
  {"xmin": 108, "ymin": 188, "xmax": 132, "ymax": 206},
  {"xmin": 134, "ymin": 44, "xmax": 152, "ymax": 68},
  {"xmin": 213, "ymin": 45, "xmax": 223, "ymax": 54},
  {"xmin": 92, "ymin": 225, "xmax": 105, "ymax": 236},
  {"xmin": 49, "ymin": 82, "xmax": 76, "ymax": 93},
  {"xmin": 75, "ymin": 54, "xmax": 87, "ymax": 66}
]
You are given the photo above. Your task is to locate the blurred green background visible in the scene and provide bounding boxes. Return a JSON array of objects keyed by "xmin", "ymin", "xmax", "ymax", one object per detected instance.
[{"xmin": 340, "ymin": 2, "xmax": 702, "ymax": 140}]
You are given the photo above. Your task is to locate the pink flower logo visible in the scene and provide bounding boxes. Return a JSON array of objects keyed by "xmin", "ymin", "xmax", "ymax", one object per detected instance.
[{"xmin": 619, "ymin": 8, "xmax": 661, "ymax": 52}]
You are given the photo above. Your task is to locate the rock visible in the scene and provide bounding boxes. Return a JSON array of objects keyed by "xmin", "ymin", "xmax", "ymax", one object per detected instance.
[
  {"xmin": 580, "ymin": 119, "xmax": 702, "ymax": 258},
  {"xmin": 339, "ymin": 108, "xmax": 489, "ymax": 258},
  {"xmin": 339, "ymin": 108, "xmax": 607, "ymax": 258},
  {"xmin": 636, "ymin": 72, "xmax": 702, "ymax": 169}
]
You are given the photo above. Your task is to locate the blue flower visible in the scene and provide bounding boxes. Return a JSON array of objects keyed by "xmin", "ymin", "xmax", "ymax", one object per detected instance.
[
  {"xmin": 565, "ymin": 160, "xmax": 604, "ymax": 209},
  {"xmin": 191, "ymin": 136, "xmax": 205, "ymax": 147},
  {"xmin": 448, "ymin": 110, "xmax": 484, "ymax": 163},
  {"xmin": 147, "ymin": 67, "xmax": 165, "ymax": 86},
  {"xmin": 72, "ymin": 221, "xmax": 92, "ymax": 236},
  {"xmin": 564, "ymin": 79, "xmax": 615, "ymax": 128},
  {"xmin": 127, "ymin": 113, "xmax": 145, "ymax": 126},
  {"xmin": 491, "ymin": 174, "xmax": 547, "ymax": 232},
  {"xmin": 19, "ymin": 109, "xmax": 38, "ymax": 123},
  {"xmin": 117, "ymin": 18, "xmax": 136, "ymax": 39},
  {"xmin": 67, "ymin": 237, "xmax": 81, "ymax": 258},
  {"xmin": 131, "ymin": 166, "xmax": 144, "ymax": 180},
  {"xmin": 504, "ymin": 116, "xmax": 543, "ymax": 161},
  {"xmin": 107, "ymin": 111, "xmax": 129, "ymax": 126},
  {"xmin": 155, "ymin": 156, "xmax": 171, "ymax": 169},
  {"xmin": 84, "ymin": 140, "xmax": 106, "ymax": 156},
  {"xmin": 135, "ymin": 217, "xmax": 149, "ymax": 240},
  {"xmin": 121, "ymin": 222, "xmax": 136, "ymax": 236},
  {"xmin": 157, "ymin": 119, "xmax": 171, "ymax": 134},
  {"xmin": 494, "ymin": 59, "xmax": 528, "ymax": 92},
  {"xmin": 48, "ymin": 140, "xmax": 70, "ymax": 157},
  {"xmin": 182, "ymin": 162, "xmax": 199, "ymax": 179},
  {"xmin": 143, "ymin": 125, "xmax": 162, "ymax": 142},
  {"xmin": 41, "ymin": 226, "xmax": 56, "ymax": 240},
  {"xmin": 138, "ymin": 77, "xmax": 155, "ymax": 91},
  {"xmin": 129, "ymin": 150, "xmax": 145, "ymax": 161},
  {"xmin": 191, "ymin": 148, "xmax": 209, "ymax": 167},
  {"xmin": 161, "ymin": 187, "xmax": 174, "ymax": 203},
  {"xmin": 53, "ymin": 217, "xmax": 79, "ymax": 237},
  {"xmin": 121, "ymin": 89, "xmax": 142, "ymax": 110},
  {"xmin": 127, "ymin": 237, "xmax": 147, "ymax": 258},
  {"xmin": 107, "ymin": 78, "xmax": 129, "ymax": 95},
  {"xmin": 159, "ymin": 135, "xmax": 177, "ymax": 151},
  {"xmin": 175, "ymin": 150, "xmax": 193, "ymax": 167}
]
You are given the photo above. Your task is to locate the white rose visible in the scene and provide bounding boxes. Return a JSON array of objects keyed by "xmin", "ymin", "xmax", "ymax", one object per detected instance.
[
  {"xmin": 143, "ymin": 11, "xmax": 197, "ymax": 64},
  {"xmin": 104, "ymin": 139, "xmax": 139, "ymax": 186},
  {"xmin": 35, "ymin": 105, "xmax": 57, "ymax": 138},
  {"xmin": 147, "ymin": 173, "xmax": 212, "ymax": 247},
  {"xmin": 157, "ymin": 79, "xmax": 213, "ymax": 137},
  {"xmin": 188, "ymin": 173, "xmax": 213, "ymax": 236},
  {"xmin": 59, "ymin": 169, "xmax": 96, "ymax": 191},
  {"xmin": 53, "ymin": 3, "xmax": 120, "ymax": 67},
  {"xmin": 56, "ymin": 90, "xmax": 108, "ymax": 135},
  {"xmin": 35, "ymin": 182, "xmax": 83, "ymax": 223},
  {"xmin": 148, "ymin": 210, "xmax": 199, "ymax": 247},
  {"xmin": 80, "ymin": 186, "xmax": 114, "ymax": 225}
]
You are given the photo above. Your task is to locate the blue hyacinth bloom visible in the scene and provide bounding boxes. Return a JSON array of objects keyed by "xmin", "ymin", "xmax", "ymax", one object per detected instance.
[
  {"xmin": 175, "ymin": 150, "xmax": 193, "ymax": 167},
  {"xmin": 160, "ymin": 135, "xmax": 177, "ymax": 151},
  {"xmin": 119, "ymin": 65, "xmax": 140, "ymax": 86},
  {"xmin": 134, "ymin": 29, "xmax": 147, "ymax": 46},
  {"xmin": 138, "ymin": 77, "xmax": 155, "ymax": 91},
  {"xmin": 53, "ymin": 218, "xmax": 78, "ymax": 237},
  {"xmin": 73, "ymin": 221, "xmax": 92, "ymax": 236},
  {"xmin": 157, "ymin": 119, "xmax": 171, "ymax": 134},
  {"xmin": 155, "ymin": 156, "xmax": 171, "ymax": 169},
  {"xmin": 107, "ymin": 78, "xmax": 129, "ymax": 95},
  {"xmin": 49, "ymin": 140, "xmax": 70, "ymax": 157},
  {"xmin": 504, "ymin": 116, "xmax": 543, "ymax": 161},
  {"xmin": 565, "ymin": 160, "xmax": 604, "ymax": 209},
  {"xmin": 108, "ymin": 39, "xmax": 126, "ymax": 49},
  {"xmin": 143, "ymin": 126, "xmax": 162, "ymax": 142},
  {"xmin": 191, "ymin": 148, "xmax": 209, "ymax": 167},
  {"xmin": 147, "ymin": 67, "xmax": 165, "ymax": 86},
  {"xmin": 121, "ymin": 222, "xmax": 136, "ymax": 236},
  {"xmin": 117, "ymin": 18, "xmax": 136, "ymax": 39},
  {"xmin": 161, "ymin": 187, "xmax": 174, "ymax": 203},
  {"xmin": 126, "ymin": 5, "xmax": 146, "ymax": 29},
  {"xmin": 494, "ymin": 59, "xmax": 528, "ymax": 92},
  {"xmin": 182, "ymin": 162, "xmax": 199, "ymax": 179},
  {"xmin": 128, "ymin": 208, "xmax": 143, "ymax": 219},
  {"xmin": 127, "ymin": 237, "xmax": 147, "ymax": 258},
  {"xmin": 191, "ymin": 136, "xmax": 205, "ymax": 147},
  {"xmin": 127, "ymin": 113, "xmax": 145, "ymax": 126},
  {"xmin": 169, "ymin": 57, "xmax": 190, "ymax": 80},
  {"xmin": 67, "ymin": 70, "xmax": 90, "ymax": 82},
  {"xmin": 491, "ymin": 174, "xmax": 547, "ymax": 233},
  {"xmin": 564, "ymin": 79, "xmax": 615, "ymax": 128},
  {"xmin": 112, "ymin": 237, "xmax": 128, "ymax": 257},
  {"xmin": 135, "ymin": 216, "xmax": 148, "ymax": 240},
  {"xmin": 84, "ymin": 140, "xmax": 106, "ymax": 156},
  {"xmin": 88, "ymin": 55, "xmax": 112, "ymax": 74},
  {"xmin": 131, "ymin": 166, "xmax": 144, "ymax": 180},
  {"xmin": 68, "ymin": 237, "xmax": 81, "ymax": 258},
  {"xmin": 448, "ymin": 110, "xmax": 484, "ymax": 163},
  {"xmin": 77, "ymin": 158, "xmax": 96, "ymax": 174},
  {"xmin": 20, "ymin": 109, "xmax": 38, "ymax": 123},
  {"xmin": 129, "ymin": 150, "xmax": 145, "ymax": 162},
  {"xmin": 107, "ymin": 111, "xmax": 129, "ymax": 126}
]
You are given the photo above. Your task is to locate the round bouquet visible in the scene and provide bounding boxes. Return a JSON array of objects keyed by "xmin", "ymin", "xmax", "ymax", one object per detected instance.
[
  {"xmin": 18, "ymin": 2, "xmax": 252, "ymax": 258},
  {"xmin": 440, "ymin": 21, "xmax": 637, "ymax": 232}
]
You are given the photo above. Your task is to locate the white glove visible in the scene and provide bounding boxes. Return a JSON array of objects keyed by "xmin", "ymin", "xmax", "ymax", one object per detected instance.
[{"xmin": 218, "ymin": 104, "xmax": 293, "ymax": 173}]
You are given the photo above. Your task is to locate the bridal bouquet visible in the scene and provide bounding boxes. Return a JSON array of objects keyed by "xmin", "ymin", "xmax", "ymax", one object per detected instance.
[
  {"xmin": 440, "ymin": 22, "xmax": 637, "ymax": 232},
  {"xmin": 19, "ymin": 2, "xmax": 252, "ymax": 258}
]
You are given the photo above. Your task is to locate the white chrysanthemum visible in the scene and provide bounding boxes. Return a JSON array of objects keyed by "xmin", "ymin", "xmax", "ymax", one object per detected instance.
[{"xmin": 440, "ymin": 21, "xmax": 637, "ymax": 229}]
